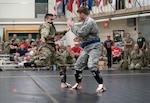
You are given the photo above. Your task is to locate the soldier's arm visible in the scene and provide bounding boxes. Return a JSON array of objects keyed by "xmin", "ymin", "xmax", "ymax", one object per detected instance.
[
  {"xmin": 70, "ymin": 51, "xmax": 75, "ymax": 57},
  {"xmin": 142, "ymin": 41, "xmax": 146, "ymax": 49},
  {"xmin": 129, "ymin": 39, "xmax": 133, "ymax": 46},
  {"xmin": 40, "ymin": 23, "xmax": 50, "ymax": 39},
  {"xmin": 56, "ymin": 30, "xmax": 67, "ymax": 36},
  {"xmin": 137, "ymin": 50, "xmax": 143, "ymax": 58},
  {"xmin": 71, "ymin": 22, "xmax": 92, "ymax": 37},
  {"xmin": 130, "ymin": 50, "xmax": 135, "ymax": 59},
  {"xmin": 126, "ymin": 40, "xmax": 133, "ymax": 46}
]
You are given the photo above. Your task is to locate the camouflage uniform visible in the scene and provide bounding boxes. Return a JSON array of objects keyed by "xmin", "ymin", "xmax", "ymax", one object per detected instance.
[
  {"xmin": 124, "ymin": 37, "xmax": 134, "ymax": 63},
  {"xmin": 64, "ymin": 50, "xmax": 76, "ymax": 64},
  {"xmin": 100, "ymin": 47, "xmax": 107, "ymax": 61},
  {"xmin": 59, "ymin": 45, "xmax": 66, "ymax": 53},
  {"xmin": 38, "ymin": 22, "xmax": 67, "ymax": 83},
  {"xmin": 71, "ymin": 17, "xmax": 103, "ymax": 85},
  {"xmin": 3, "ymin": 42, "xmax": 10, "ymax": 54},
  {"xmin": 0, "ymin": 41, "xmax": 4, "ymax": 53},
  {"xmin": 26, "ymin": 39, "xmax": 35, "ymax": 44},
  {"xmin": 11, "ymin": 38, "xmax": 20, "ymax": 44},
  {"xmin": 129, "ymin": 49, "xmax": 142, "ymax": 70}
]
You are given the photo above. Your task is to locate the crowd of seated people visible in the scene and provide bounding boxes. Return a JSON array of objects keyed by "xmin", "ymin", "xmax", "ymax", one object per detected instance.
[
  {"xmin": 0, "ymin": 34, "xmax": 83, "ymax": 69},
  {"xmin": 0, "ymin": 32, "xmax": 149, "ymax": 70},
  {"xmin": 100, "ymin": 32, "xmax": 148, "ymax": 70}
]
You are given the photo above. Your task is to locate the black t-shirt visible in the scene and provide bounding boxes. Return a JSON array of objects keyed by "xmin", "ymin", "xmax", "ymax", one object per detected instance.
[
  {"xmin": 137, "ymin": 37, "xmax": 146, "ymax": 49},
  {"xmin": 10, "ymin": 44, "xmax": 18, "ymax": 54},
  {"xmin": 16, "ymin": 48, "xmax": 28, "ymax": 56},
  {"xmin": 104, "ymin": 40, "xmax": 113, "ymax": 54}
]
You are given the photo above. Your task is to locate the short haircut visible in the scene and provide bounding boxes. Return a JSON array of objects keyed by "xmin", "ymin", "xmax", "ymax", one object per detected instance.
[
  {"xmin": 45, "ymin": 13, "xmax": 53, "ymax": 19},
  {"xmin": 77, "ymin": 6, "xmax": 89, "ymax": 15},
  {"xmin": 30, "ymin": 41, "xmax": 34, "ymax": 45},
  {"xmin": 138, "ymin": 32, "xmax": 142, "ymax": 34},
  {"xmin": 22, "ymin": 38, "xmax": 26, "ymax": 40}
]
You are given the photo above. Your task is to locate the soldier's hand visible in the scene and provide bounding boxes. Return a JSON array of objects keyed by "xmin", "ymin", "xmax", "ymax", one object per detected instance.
[
  {"xmin": 67, "ymin": 20, "xmax": 74, "ymax": 27},
  {"xmin": 66, "ymin": 27, "xmax": 70, "ymax": 32},
  {"xmin": 40, "ymin": 37, "xmax": 46, "ymax": 43}
]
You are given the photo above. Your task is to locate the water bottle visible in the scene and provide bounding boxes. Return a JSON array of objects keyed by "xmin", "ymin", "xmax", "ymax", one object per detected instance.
[{"xmin": 52, "ymin": 64, "xmax": 56, "ymax": 71}]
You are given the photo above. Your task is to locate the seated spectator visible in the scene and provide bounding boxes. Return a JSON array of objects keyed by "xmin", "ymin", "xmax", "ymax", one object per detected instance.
[
  {"xmin": 59, "ymin": 41, "xmax": 66, "ymax": 53},
  {"xmin": 18, "ymin": 38, "xmax": 29, "ymax": 49},
  {"xmin": 18, "ymin": 55, "xmax": 31, "ymax": 67},
  {"xmin": 112, "ymin": 43, "xmax": 121, "ymax": 64},
  {"xmin": 26, "ymin": 34, "xmax": 35, "ymax": 44},
  {"xmin": 64, "ymin": 45, "xmax": 76, "ymax": 64},
  {"xmin": 11, "ymin": 34, "xmax": 20, "ymax": 43},
  {"xmin": 129, "ymin": 44, "xmax": 143, "ymax": 70},
  {"xmin": 28, "ymin": 41, "xmax": 37, "ymax": 56},
  {"xmin": 35, "ymin": 37, "xmax": 41, "ymax": 48},
  {"xmin": 10, "ymin": 40, "xmax": 18, "ymax": 54},
  {"xmin": 71, "ymin": 42, "xmax": 82, "ymax": 60},
  {"xmin": 14, "ymin": 44, "xmax": 28, "ymax": 64},
  {"xmin": 55, "ymin": 44, "xmax": 64, "ymax": 56}
]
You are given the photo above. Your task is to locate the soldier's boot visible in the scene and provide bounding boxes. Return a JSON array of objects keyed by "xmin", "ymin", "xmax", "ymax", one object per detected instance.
[
  {"xmin": 91, "ymin": 69, "xmax": 106, "ymax": 93},
  {"xmin": 60, "ymin": 69, "xmax": 71, "ymax": 88},
  {"xmin": 71, "ymin": 70, "xmax": 83, "ymax": 90}
]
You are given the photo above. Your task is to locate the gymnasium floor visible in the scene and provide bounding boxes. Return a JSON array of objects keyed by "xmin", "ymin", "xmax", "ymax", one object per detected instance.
[{"xmin": 0, "ymin": 69, "xmax": 150, "ymax": 103}]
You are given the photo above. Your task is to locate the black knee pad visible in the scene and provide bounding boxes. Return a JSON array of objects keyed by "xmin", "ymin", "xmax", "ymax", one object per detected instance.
[
  {"xmin": 60, "ymin": 70, "xmax": 66, "ymax": 83},
  {"xmin": 91, "ymin": 70, "xmax": 103, "ymax": 84},
  {"xmin": 75, "ymin": 70, "xmax": 83, "ymax": 83}
]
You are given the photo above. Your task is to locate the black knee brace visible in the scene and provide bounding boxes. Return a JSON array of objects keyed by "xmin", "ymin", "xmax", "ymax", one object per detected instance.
[
  {"xmin": 75, "ymin": 70, "xmax": 83, "ymax": 83},
  {"xmin": 60, "ymin": 70, "xmax": 66, "ymax": 83},
  {"xmin": 91, "ymin": 70, "xmax": 103, "ymax": 84}
]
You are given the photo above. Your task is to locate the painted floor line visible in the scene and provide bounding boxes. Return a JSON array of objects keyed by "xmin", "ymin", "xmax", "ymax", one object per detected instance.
[{"xmin": 0, "ymin": 72, "xmax": 150, "ymax": 79}]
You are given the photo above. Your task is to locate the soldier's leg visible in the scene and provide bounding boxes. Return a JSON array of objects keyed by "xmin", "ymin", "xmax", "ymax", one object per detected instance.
[
  {"xmin": 59, "ymin": 66, "xmax": 67, "ymax": 83},
  {"xmin": 107, "ymin": 53, "xmax": 112, "ymax": 68},
  {"xmin": 128, "ymin": 48, "xmax": 132, "ymax": 64},
  {"xmin": 135, "ymin": 63, "xmax": 141, "ymax": 70},
  {"xmin": 124, "ymin": 49, "xmax": 128, "ymax": 61},
  {"xmin": 24, "ymin": 61, "xmax": 36, "ymax": 67},
  {"xmin": 129, "ymin": 62, "xmax": 135, "ymax": 70},
  {"xmin": 87, "ymin": 47, "xmax": 105, "ymax": 93},
  {"xmin": 71, "ymin": 51, "xmax": 88, "ymax": 89},
  {"xmin": 55, "ymin": 53, "xmax": 71, "ymax": 88}
]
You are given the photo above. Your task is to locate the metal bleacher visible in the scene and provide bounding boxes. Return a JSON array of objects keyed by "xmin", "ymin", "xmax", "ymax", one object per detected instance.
[
  {"xmin": 0, "ymin": 54, "xmax": 18, "ymax": 70},
  {"xmin": 0, "ymin": 54, "xmax": 51, "ymax": 71}
]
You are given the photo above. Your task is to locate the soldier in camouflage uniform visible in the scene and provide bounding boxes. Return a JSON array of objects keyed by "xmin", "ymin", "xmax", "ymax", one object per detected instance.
[
  {"xmin": 124, "ymin": 33, "xmax": 134, "ymax": 64},
  {"xmin": 67, "ymin": 7, "xmax": 106, "ymax": 93},
  {"xmin": 64, "ymin": 45, "xmax": 76, "ymax": 64},
  {"xmin": 59, "ymin": 41, "xmax": 66, "ymax": 53},
  {"xmin": 129, "ymin": 44, "xmax": 142, "ymax": 70},
  {"xmin": 26, "ymin": 14, "xmax": 70, "ymax": 88},
  {"xmin": 39, "ymin": 14, "xmax": 71, "ymax": 88}
]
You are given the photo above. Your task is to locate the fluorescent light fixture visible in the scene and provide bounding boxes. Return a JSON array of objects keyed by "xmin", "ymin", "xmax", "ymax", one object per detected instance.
[
  {"xmin": 74, "ymin": 18, "xmax": 109, "ymax": 25},
  {"xmin": 111, "ymin": 15, "xmax": 139, "ymax": 20},
  {"xmin": 0, "ymin": 22, "xmax": 67, "ymax": 25},
  {"xmin": 139, "ymin": 13, "xmax": 150, "ymax": 17},
  {"xmin": 96, "ymin": 18, "xmax": 109, "ymax": 22}
]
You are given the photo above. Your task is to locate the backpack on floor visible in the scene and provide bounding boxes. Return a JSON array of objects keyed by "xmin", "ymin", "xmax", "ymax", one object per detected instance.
[{"xmin": 119, "ymin": 60, "xmax": 128, "ymax": 70}]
